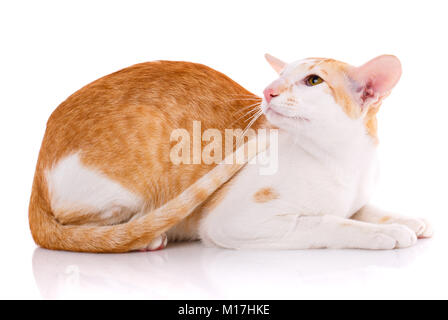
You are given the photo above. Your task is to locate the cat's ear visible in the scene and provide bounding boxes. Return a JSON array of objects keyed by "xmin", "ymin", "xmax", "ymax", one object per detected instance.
[
  {"xmin": 265, "ymin": 54, "xmax": 287, "ymax": 74},
  {"xmin": 348, "ymin": 55, "xmax": 402, "ymax": 107}
]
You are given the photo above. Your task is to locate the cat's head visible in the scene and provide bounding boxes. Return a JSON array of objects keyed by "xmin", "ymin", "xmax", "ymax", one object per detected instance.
[{"xmin": 261, "ymin": 54, "xmax": 402, "ymax": 143}]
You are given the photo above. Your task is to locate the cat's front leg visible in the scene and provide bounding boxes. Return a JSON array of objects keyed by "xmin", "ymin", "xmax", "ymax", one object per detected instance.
[
  {"xmin": 201, "ymin": 210, "xmax": 418, "ymax": 250},
  {"xmin": 351, "ymin": 205, "xmax": 433, "ymax": 239}
]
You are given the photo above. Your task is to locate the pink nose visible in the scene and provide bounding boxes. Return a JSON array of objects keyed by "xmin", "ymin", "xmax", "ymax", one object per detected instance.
[{"xmin": 263, "ymin": 87, "xmax": 279, "ymax": 103}]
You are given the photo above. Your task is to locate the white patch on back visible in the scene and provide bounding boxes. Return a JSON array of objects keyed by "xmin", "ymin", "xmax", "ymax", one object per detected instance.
[{"xmin": 46, "ymin": 153, "xmax": 143, "ymax": 216}]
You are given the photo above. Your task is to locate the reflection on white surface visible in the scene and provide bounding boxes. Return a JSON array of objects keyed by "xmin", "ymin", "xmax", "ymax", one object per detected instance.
[{"xmin": 32, "ymin": 239, "xmax": 437, "ymax": 299}]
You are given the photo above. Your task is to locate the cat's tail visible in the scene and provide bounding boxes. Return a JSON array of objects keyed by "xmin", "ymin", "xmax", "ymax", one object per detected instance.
[{"xmin": 29, "ymin": 136, "xmax": 267, "ymax": 253}]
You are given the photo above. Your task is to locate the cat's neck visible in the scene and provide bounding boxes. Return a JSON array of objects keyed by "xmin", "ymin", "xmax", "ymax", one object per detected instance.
[{"xmin": 278, "ymin": 123, "xmax": 377, "ymax": 170}]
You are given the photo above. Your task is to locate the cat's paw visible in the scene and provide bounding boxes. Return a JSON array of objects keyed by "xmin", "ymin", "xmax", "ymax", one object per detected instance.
[
  {"xmin": 394, "ymin": 217, "xmax": 433, "ymax": 239},
  {"xmin": 418, "ymin": 219, "xmax": 434, "ymax": 238},
  {"xmin": 380, "ymin": 224, "xmax": 417, "ymax": 249},
  {"xmin": 369, "ymin": 233, "xmax": 397, "ymax": 250},
  {"xmin": 138, "ymin": 233, "xmax": 168, "ymax": 252}
]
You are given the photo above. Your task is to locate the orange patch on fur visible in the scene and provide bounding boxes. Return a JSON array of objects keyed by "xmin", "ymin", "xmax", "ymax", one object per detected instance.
[
  {"xmin": 340, "ymin": 221, "xmax": 353, "ymax": 227},
  {"xmin": 380, "ymin": 216, "xmax": 391, "ymax": 223},
  {"xmin": 364, "ymin": 102, "xmax": 381, "ymax": 143},
  {"xmin": 315, "ymin": 60, "xmax": 360, "ymax": 119},
  {"xmin": 312, "ymin": 58, "xmax": 379, "ymax": 142},
  {"xmin": 253, "ymin": 187, "xmax": 279, "ymax": 203}
]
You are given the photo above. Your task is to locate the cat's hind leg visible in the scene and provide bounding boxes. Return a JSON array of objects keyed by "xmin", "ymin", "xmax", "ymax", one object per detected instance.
[
  {"xmin": 45, "ymin": 152, "xmax": 171, "ymax": 252},
  {"xmin": 351, "ymin": 205, "xmax": 433, "ymax": 239},
  {"xmin": 47, "ymin": 153, "xmax": 145, "ymax": 227}
]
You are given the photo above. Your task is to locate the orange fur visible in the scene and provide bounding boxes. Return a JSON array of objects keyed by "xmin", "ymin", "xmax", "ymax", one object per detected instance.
[
  {"xmin": 253, "ymin": 187, "xmax": 279, "ymax": 203},
  {"xmin": 364, "ymin": 104, "xmax": 380, "ymax": 143},
  {"xmin": 307, "ymin": 58, "xmax": 380, "ymax": 140},
  {"xmin": 29, "ymin": 61, "xmax": 269, "ymax": 252}
]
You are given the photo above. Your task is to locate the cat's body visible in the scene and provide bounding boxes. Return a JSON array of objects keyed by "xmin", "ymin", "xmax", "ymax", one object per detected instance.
[
  {"xmin": 29, "ymin": 61, "xmax": 268, "ymax": 252},
  {"xmin": 29, "ymin": 55, "xmax": 432, "ymax": 253},
  {"xmin": 199, "ymin": 128, "xmax": 378, "ymax": 248}
]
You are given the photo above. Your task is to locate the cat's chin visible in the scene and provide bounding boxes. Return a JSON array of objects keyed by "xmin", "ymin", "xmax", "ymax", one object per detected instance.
[{"xmin": 264, "ymin": 107, "xmax": 310, "ymax": 125}]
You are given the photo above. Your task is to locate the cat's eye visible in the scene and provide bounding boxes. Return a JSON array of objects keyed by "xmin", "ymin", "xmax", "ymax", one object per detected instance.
[{"xmin": 305, "ymin": 75, "xmax": 324, "ymax": 86}]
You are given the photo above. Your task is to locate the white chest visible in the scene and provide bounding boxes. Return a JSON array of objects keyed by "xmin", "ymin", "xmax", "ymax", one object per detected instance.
[{"xmin": 229, "ymin": 131, "xmax": 379, "ymax": 218}]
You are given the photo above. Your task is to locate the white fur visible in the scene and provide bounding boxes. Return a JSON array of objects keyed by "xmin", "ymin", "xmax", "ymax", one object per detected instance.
[
  {"xmin": 199, "ymin": 59, "xmax": 421, "ymax": 250},
  {"xmin": 46, "ymin": 153, "xmax": 143, "ymax": 220}
]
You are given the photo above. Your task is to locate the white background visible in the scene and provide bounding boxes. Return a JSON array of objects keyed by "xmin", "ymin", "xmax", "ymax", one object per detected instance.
[{"xmin": 1, "ymin": 0, "xmax": 447, "ymax": 299}]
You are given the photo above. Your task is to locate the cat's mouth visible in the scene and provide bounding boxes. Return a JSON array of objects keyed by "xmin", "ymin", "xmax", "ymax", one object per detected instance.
[{"xmin": 264, "ymin": 105, "xmax": 310, "ymax": 122}]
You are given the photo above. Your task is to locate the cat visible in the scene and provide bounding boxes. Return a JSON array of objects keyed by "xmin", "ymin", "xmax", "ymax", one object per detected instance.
[{"xmin": 29, "ymin": 55, "xmax": 432, "ymax": 252}]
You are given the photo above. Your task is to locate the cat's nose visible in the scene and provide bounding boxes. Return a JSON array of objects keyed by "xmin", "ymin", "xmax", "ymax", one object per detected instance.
[{"xmin": 263, "ymin": 87, "xmax": 279, "ymax": 103}]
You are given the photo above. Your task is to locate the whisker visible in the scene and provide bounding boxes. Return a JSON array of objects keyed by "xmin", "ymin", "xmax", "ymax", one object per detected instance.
[
  {"xmin": 227, "ymin": 98, "xmax": 262, "ymax": 102},
  {"xmin": 229, "ymin": 106, "xmax": 260, "ymax": 127},
  {"xmin": 239, "ymin": 107, "xmax": 260, "ymax": 119},
  {"xmin": 236, "ymin": 108, "xmax": 263, "ymax": 147},
  {"xmin": 233, "ymin": 102, "xmax": 262, "ymax": 116},
  {"xmin": 229, "ymin": 93, "xmax": 262, "ymax": 97}
]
